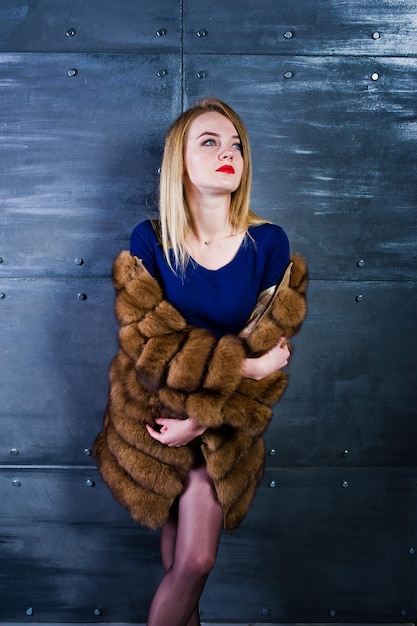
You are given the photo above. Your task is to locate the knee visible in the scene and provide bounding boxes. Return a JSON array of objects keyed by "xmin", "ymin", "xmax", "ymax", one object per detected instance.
[
  {"xmin": 177, "ymin": 548, "xmax": 217, "ymax": 579},
  {"xmin": 174, "ymin": 465, "xmax": 222, "ymax": 578},
  {"xmin": 192, "ymin": 548, "xmax": 218, "ymax": 576}
]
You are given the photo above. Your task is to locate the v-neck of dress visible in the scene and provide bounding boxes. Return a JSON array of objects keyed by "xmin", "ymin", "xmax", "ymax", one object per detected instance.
[{"xmin": 186, "ymin": 234, "xmax": 247, "ymax": 274}]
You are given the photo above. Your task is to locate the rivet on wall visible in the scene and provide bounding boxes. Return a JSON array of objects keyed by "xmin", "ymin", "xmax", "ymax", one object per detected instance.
[
  {"xmin": 269, "ymin": 480, "xmax": 277, "ymax": 488},
  {"xmin": 66, "ymin": 28, "xmax": 76, "ymax": 37},
  {"xmin": 0, "ymin": 292, "xmax": 6, "ymax": 299},
  {"xmin": 157, "ymin": 69, "xmax": 167, "ymax": 77},
  {"xmin": 357, "ymin": 259, "xmax": 365, "ymax": 268},
  {"xmin": 196, "ymin": 71, "xmax": 207, "ymax": 79},
  {"xmin": 156, "ymin": 28, "xmax": 167, "ymax": 37},
  {"xmin": 10, "ymin": 448, "xmax": 20, "ymax": 456},
  {"xmin": 400, "ymin": 609, "xmax": 407, "ymax": 617},
  {"xmin": 372, "ymin": 31, "xmax": 381, "ymax": 40},
  {"xmin": 268, "ymin": 448, "xmax": 276, "ymax": 456},
  {"xmin": 283, "ymin": 71, "xmax": 293, "ymax": 79},
  {"xmin": 25, "ymin": 607, "xmax": 33, "ymax": 616},
  {"xmin": 283, "ymin": 31, "xmax": 294, "ymax": 39},
  {"xmin": 341, "ymin": 449, "xmax": 349, "ymax": 457},
  {"xmin": 85, "ymin": 478, "xmax": 95, "ymax": 487},
  {"xmin": 93, "ymin": 607, "xmax": 102, "ymax": 616},
  {"xmin": 0, "ymin": 256, "xmax": 3, "ymax": 263},
  {"xmin": 67, "ymin": 68, "xmax": 78, "ymax": 78},
  {"xmin": 355, "ymin": 294, "xmax": 363, "ymax": 302},
  {"xmin": 371, "ymin": 72, "xmax": 380, "ymax": 81},
  {"xmin": 78, "ymin": 293, "xmax": 87, "ymax": 300},
  {"xmin": 260, "ymin": 607, "xmax": 270, "ymax": 617},
  {"xmin": 12, "ymin": 479, "xmax": 21, "ymax": 487},
  {"xmin": 84, "ymin": 448, "xmax": 92, "ymax": 456},
  {"xmin": 74, "ymin": 258, "xmax": 84, "ymax": 266},
  {"xmin": 329, "ymin": 609, "xmax": 336, "ymax": 617},
  {"xmin": 196, "ymin": 29, "xmax": 208, "ymax": 38},
  {"xmin": 341, "ymin": 480, "xmax": 349, "ymax": 488},
  {"xmin": 408, "ymin": 547, "xmax": 415, "ymax": 555}
]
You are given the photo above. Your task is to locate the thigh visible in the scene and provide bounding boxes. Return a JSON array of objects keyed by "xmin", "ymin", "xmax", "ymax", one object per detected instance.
[{"xmin": 175, "ymin": 464, "xmax": 223, "ymax": 568}]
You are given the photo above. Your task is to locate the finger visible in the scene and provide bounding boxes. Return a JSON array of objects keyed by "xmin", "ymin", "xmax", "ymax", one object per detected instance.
[
  {"xmin": 148, "ymin": 419, "xmax": 168, "ymax": 434},
  {"xmin": 154, "ymin": 418, "xmax": 170, "ymax": 431},
  {"xmin": 145, "ymin": 423, "xmax": 162, "ymax": 441}
]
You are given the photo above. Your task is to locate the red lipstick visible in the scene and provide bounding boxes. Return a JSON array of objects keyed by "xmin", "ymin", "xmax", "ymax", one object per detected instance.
[{"xmin": 216, "ymin": 165, "xmax": 235, "ymax": 174}]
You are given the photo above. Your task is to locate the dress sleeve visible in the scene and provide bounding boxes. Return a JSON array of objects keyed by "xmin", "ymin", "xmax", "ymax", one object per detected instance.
[
  {"xmin": 130, "ymin": 220, "xmax": 159, "ymax": 278},
  {"xmin": 259, "ymin": 225, "xmax": 291, "ymax": 292}
]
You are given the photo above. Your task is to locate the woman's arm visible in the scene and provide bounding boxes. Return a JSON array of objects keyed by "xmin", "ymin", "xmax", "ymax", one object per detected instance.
[
  {"xmin": 146, "ymin": 337, "xmax": 290, "ymax": 446},
  {"xmin": 145, "ymin": 417, "xmax": 205, "ymax": 447},
  {"xmin": 242, "ymin": 337, "xmax": 290, "ymax": 381}
]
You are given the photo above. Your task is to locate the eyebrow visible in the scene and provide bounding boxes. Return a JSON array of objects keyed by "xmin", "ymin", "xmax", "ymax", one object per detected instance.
[{"xmin": 196, "ymin": 131, "xmax": 241, "ymax": 140}]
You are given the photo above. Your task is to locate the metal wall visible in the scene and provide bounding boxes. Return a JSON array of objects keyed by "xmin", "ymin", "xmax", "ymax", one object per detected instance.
[{"xmin": 1, "ymin": 1, "xmax": 416, "ymax": 623}]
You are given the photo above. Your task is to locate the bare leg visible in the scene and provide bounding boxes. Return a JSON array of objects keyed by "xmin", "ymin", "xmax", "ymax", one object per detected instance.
[{"xmin": 147, "ymin": 465, "xmax": 223, "ymax": 626}]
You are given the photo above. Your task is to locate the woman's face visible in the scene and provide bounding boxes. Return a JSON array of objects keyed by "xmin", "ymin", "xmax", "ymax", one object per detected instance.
[{"xmin": 183, "ymin": 111, "xmax": 244, "ymax": 199}]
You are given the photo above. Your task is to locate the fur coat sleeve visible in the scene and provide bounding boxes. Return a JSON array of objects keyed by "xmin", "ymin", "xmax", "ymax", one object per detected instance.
[{"xmin": 93, "ymin": 250, "xmax": 308, "ymax": 531}]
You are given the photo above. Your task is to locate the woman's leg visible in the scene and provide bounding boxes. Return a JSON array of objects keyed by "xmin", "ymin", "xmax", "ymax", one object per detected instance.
[
  {"xmin": 147, "ymin": 464, "xmax": 223, "ymax": 626},
  {"xmin": 160, "ymin": 515, "xmax": 177, "ymax": 572},
  {"xmin": 160, "ymin": 518, "xmax": 201, "ymax": 626}
]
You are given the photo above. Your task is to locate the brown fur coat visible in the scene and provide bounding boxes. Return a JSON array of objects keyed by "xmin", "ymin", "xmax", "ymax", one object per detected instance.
[{"xmin": 93, "ymin": 251, "xmax": 307, "ymax": 531}]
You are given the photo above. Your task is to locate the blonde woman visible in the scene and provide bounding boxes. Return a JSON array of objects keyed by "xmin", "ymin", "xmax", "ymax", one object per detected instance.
[{"xmin": 94, "ymin": 98, "xmax": 307, "ymax": 625}]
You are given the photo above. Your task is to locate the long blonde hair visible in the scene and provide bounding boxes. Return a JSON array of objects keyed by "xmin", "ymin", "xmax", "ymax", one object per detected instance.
[{"xmin": 159, "ymin": 97, "xmax": 266, "ymax": 272}]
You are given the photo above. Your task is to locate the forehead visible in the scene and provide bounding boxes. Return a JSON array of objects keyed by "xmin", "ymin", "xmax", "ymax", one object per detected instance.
[{"xmin": 187, "ymin": 111, "xmax": 239, "ymax": 138}]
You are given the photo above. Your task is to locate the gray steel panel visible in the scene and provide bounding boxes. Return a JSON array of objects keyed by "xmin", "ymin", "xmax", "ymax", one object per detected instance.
[
  {"xmin": 1, "ymin": 467, "xmax": 415, "ymax": 622},
  {"xmin": 202, "ymin": 467, "xmax": 417, "ymax": 623},
  {"xmin": 184, "ymin": 0, "xmax": 417, "ymax": 56},
  {"xmin": 0, "ymin": 0, "xmax": 180, "ymax": 52},
  {"xmin": 0, "ymin": 469, "xmax": 160, "ymax": 622},
  {"xmin": 0, "ymin": 53, "xmax": 180, "ymax": 277},
  {"xmin": 264, "ymin": 280, "xmax": 417, "ymax": 468},
  {"xmin": 0, "ymin": 277, "xmax": 116, "ymax": 465},
  {"xmin": 185, "ymin": 55, "xmax": 417, "ymax": 281}
]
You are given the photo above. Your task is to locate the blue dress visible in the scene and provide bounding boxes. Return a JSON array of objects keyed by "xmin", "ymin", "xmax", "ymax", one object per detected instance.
[{"xmin": 130, "ymin": 220, "xmax": 290, "ymax": 338}]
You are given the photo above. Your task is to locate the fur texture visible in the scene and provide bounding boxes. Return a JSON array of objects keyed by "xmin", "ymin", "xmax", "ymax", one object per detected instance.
[{"xmin": 93, "ymin": 251, "xmax": 308, "ymax": 530}]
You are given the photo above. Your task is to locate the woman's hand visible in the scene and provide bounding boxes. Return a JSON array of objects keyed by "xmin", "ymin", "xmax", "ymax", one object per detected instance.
[
  {"xmin": 145, "ymin": 417, "xmax": 206, "ymax": 447},
  {"xmin": 242, "ymin": 337, "xmax": 290, "ymax": 381}
]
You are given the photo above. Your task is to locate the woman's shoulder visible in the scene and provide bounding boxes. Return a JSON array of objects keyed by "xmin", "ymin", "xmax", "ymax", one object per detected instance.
[
  {"xmin": 131, "ymin": 218, "xmax": 159, "ymax": 241},
  {"xmin": 130, "ymin": 219, "xmax": 161, "ymax": 263},
  {"xmin": 248, "ymin": 222, "xmax": 288, "ymax": 246}
]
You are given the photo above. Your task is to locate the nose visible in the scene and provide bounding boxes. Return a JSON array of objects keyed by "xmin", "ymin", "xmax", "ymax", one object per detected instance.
[{"xmin": 220, "ymin": 147, "xmax": 233, "ymax": 160}]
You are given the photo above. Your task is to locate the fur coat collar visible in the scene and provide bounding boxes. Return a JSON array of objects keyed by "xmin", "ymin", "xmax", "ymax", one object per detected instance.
[{"xmin": 93, "ymin": 251, "xmax": 307, "ymax": 530}]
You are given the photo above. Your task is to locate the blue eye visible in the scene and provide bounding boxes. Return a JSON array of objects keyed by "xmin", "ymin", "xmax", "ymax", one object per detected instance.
[
  {"xmin": 233, "ymin": 143, "xmax": 242, "ymax": 151},
  {"xmin": 203, "ymin": 139, "xmax": 216, "ymax": 146}
]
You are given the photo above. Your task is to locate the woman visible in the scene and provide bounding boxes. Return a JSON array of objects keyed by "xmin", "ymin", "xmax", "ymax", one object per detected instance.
[{"xmin": 93, "ymin": 98, "xmax": 307, "ymax": 626}]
